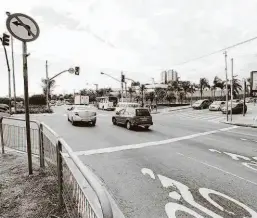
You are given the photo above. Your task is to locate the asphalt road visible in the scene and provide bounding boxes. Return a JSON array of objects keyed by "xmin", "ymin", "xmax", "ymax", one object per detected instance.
[{"xmin": 11, "ymin": 106, "xmax": 257, "ymax": 217}]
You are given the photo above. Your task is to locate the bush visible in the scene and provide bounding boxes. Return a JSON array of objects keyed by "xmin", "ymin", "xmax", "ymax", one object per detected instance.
[
  {"xmin": 14, "ymin": 105, "xmax": 53, "ymax": 114},
  {"xmin": 29, "ymin": 95, "xmax": 46, "ymax": 105}
]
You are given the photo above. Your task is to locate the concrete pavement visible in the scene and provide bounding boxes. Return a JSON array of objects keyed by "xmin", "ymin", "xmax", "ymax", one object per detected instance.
[{"xmin": 9, "ymin": 105, "xmax": 257, "ymax": 217}]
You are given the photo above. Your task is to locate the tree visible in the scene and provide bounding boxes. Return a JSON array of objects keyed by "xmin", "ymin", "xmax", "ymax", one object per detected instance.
[
  {"xmin": 131, "ymin": 81, "xmax": 140, "ymax": 86},
  {"xmin": 145, "ymin": 92, "xmax": 155, "ymax": 104},
  {"xmin": 155, "ymin": 88, "xmax": 166, "ymax": 104},
  {"xmin": 199, "ymin": 78, "xmax": 210, "ymax": 99},
  {"xmin": 227, "ymin": 78, "xmax": 242, "ymax": 99},
  {"xmin": 41, "ymin": 78, "xmax": 56, "ymax": 99},
  {"xmin": 212, "ymin": 76, "xmax": 224, "ymax": 98},
  {"xmin": 140, "ymin": 84, "xmax": 146, "ymax": 106},
  {"xmin": 180, "ymin": 81, "xmax": 191, "ymax": 102},
  {"xmin": 51, "ymin": 94, "xmax": 57, "ymax": 100},
  {"xmin": 128, "ymin": 87, "xmax": 135, "ymax": 102}
]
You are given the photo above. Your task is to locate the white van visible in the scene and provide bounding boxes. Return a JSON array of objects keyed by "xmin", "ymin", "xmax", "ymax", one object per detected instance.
[{"xmin": 115, "ymin": 102, "xmax": 141, "ymax": 112}]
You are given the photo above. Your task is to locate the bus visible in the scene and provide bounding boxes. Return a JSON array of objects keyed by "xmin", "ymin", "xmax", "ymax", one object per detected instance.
[{"xmin": 96, "ymin": 96, "xmax": 118, "ymax": 110}]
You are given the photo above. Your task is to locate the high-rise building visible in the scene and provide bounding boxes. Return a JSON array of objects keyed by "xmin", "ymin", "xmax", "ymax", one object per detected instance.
[
  {"xmin": 160, "ymin": 71, "xmax": 167, "ymax": 84},
  {"xmin": 160, "ymin": 70, "xmax": 178, "ymax": 84}
]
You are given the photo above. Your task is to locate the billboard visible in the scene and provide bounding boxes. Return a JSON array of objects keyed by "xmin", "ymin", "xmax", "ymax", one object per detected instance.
[{"xmin": 251, "ymin": 71, "xmax": 257, "ymax": 92}]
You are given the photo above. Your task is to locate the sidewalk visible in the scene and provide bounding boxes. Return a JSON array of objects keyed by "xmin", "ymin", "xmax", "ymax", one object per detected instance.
[
  {"xmin": 151, "ymin": 105, "xmax": 191, "ymax": 114},
  {"xmin": 0, "ymin": 150, "xmax": 68, "ymax": 218},
  {"xmin": 222, "ymin": 103, "xmax": 257, "ymax": 128}
]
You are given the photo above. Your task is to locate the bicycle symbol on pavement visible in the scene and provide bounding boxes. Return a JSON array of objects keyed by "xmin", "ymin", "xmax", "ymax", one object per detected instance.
[{"xmin": 141, "ymin": 168, "xmax": 257, "ymax": 217}]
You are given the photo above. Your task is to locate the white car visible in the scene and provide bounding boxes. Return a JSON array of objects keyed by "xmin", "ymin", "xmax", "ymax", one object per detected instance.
[
  {"xmin": 209, "ymin": 101, "xmax": 225, "ymax": 111},
  {"xmin": 67, "ymin": 105, "xmax": 97, "ymax": 126}
]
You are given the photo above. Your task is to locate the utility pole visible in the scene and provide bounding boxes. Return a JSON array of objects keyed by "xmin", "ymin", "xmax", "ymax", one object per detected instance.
[
  {"xmin": 224, "ymin": 51, "xmax": 229, "ymax": 122},
  {"xmin": 121, "ymin": 72, "xmax": 124, "ymax": 102},
  {"xmin": 46, "ymin": 60, "xmax": 49, "ymax": 110},
  {"xmin": 230, "ymin": 58, "xmax": 233, "ymax": 122},
  {"xmin": 11, "ymin": 35, "xmax": 16, "ymax": 113}
]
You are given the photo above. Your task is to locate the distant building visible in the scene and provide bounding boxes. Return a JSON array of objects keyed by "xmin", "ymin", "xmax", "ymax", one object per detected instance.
[{"xmin": 160, "ymin": 70, "xmax": 178, "ymax": 84}]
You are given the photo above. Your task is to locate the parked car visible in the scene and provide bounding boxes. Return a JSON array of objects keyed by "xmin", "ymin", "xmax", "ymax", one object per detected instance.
[
  {"xmin": 56, "ymin": 101, "xmax": 63, "ymax": 106},
  {"xmin": 67, "ymin": 105, "xmax": 97, "ymax": 126},
  {"xmin": 221, "ymin": 102, "xmax": 247, "ymax": 114},
  {"xmin": 192, "ymin": 99, "xmax": 211, "ymax": 109},
  {"xmin": 209, "ymin": 101, "xmax": 225, "ymax": 111},
  {"xmin": 112, "ymin": 107, "xmax": 153, "ymax": 130}
]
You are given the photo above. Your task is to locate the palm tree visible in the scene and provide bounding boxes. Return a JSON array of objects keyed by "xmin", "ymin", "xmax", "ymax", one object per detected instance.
[
  {"xmin": 180, "ymin": 81, "xmax": 191, "ymax": 102},
  {"xmin": 227, "ymin": 78, "xmax": 242, "ymax": 99},
  {"xmin": 199, "ymin": 78, "xmax": 210, "ymax": 99},
  {"xmin": 167, "ymin": 81, "xmax": 181, "ymax": 103},
  {"xmin": 41, "ymin": 78, "xmax": 56, "ymax": 99},
  {"xmin": 128, "ymin": 87, "xmax": 135, "ymax": 102}
]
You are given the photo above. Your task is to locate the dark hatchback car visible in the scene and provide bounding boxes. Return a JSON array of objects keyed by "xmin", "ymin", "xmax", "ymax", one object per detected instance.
[
  {"xmin": 112, "ymin": 108, "xmax": 153, "ymax": 130},
  {"xmin": 192, "ymin": 99, "xmax": 212, "ymax": 109},
  {"xmin": 221, "ymin": 101, "xmax": 247, "ymax": 114}
]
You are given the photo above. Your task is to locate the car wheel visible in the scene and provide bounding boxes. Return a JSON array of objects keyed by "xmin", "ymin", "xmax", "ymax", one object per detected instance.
[
  {"xmin": 102, "ymin": 106, "xmax": 104, "ymax": 110},
  {"xmin": 145, "ymin": 126, "xmax": 150, "ymax": 130},
  {"xmin": 91, "ymin": 121, "xmax": 96, "ymax": 126},
  {"xmin": 126, "ymin": 121, "xmax": 131, "ymax": 130},
  {"xmin": 112, "ymin": 118, "xmax": 117, "ymax": 125},
  {"xmin": 67, "ymin": 116, "xmax": 70, "ymax": 122}
]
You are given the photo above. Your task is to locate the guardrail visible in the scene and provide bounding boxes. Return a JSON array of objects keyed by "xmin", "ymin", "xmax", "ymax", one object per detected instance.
[{"xmin": 0, "ymin": 116, "xmax": 113, "ymax": 218}]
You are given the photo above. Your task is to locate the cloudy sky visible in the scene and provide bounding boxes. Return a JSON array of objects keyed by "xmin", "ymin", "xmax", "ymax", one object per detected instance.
[{"xmin": 1, "ymin": 0, "xmax": 257, "ymax": 96}]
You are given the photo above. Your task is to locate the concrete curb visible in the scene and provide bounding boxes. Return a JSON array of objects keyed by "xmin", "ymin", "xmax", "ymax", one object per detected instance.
[
  {"xmin": 168, "ymin": 106, "xmax": 192, "ymax": 112},
  {"xmin": 221, "ymin": 121, "xmax": 257, "ymax": 128}
]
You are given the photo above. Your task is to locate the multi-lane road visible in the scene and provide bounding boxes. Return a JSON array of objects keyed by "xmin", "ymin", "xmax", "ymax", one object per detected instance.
[{"xmin": 16, "ymin": 105, "xmax": 257, "ymax": 217}]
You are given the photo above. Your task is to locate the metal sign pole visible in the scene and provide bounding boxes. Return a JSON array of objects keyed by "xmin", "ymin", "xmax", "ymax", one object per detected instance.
[{"xmin": 22, "ymin": 41, "xmax": 33, "ymax": 174}]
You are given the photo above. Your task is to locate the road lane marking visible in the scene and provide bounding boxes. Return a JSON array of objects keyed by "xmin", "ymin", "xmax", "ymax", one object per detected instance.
[
  {"xmin": 240, "ymin": 138, "xmax": 247, "ymax": 141},
  {"xmin": 176, "ymin": 152, "xmax": 257, "ymax": 186},
  {"xmin": 209, "ymin": 149, "xmax": 221, "ymax": 153},
  {"xmin": 223, "ymin": 152, "xmax": 251, "ymax": 161},
  {"xmin": 73, "ymin": 126, "xmax": 238, "ymax": 156}
]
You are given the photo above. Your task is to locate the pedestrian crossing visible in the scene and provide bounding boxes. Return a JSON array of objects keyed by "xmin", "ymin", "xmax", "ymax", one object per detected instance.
[{"xmin": 159, "ymin": 109, "xmax": 227, "ymax": 123}]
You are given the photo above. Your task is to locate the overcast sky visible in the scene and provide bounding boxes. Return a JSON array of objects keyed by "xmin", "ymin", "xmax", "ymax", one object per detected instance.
[{"xmin": 1, "ymin": 0, "xmax": 257, "ymax": 96}]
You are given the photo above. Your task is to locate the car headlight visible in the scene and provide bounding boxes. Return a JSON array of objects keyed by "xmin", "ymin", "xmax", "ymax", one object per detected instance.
[{"xmin": 74, "ymin": 112, "xmax": 79, "ymax": 116}]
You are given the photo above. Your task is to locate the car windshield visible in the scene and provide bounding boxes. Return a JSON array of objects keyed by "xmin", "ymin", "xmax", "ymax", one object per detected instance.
[
  {"xmin": 212, "ymin": 101, "xmax": 221, "ymax": 105},
  {"xmin": 136, "ymin": 109, "xmax": 150, "ymax": 116},
  {"xmin": 194, "ymin": 100, "xmax": 204, "ymax": 105}
]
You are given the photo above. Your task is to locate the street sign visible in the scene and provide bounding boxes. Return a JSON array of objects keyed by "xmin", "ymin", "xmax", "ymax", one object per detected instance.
[
  {"xmin": 68, "ymin": 68, "xmax": 74, "ymax": 74},
  {"xmin": 6, "ymin": 13, "xmax": 40, "ymax": 42}
]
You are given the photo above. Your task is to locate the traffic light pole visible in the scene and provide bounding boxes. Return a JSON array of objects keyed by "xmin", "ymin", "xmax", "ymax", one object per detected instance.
[
  {"xmin": 11, "ymin": 35, "xmax": 17, "ymax": 113},
  {"xmin": 22, "ymin": 41, "xmax": 33, "ymax": 175},
  {"xmin": 3, "ymin": 45, "xmax": 12, "ymax": 114}
]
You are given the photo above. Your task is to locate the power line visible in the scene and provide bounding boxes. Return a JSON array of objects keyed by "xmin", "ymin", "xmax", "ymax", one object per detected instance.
[{"xmin": 171, "ymin": 35, "xmax": 257, "ymax": 67}]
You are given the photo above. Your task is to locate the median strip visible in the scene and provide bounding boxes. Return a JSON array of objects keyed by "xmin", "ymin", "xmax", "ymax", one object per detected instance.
[{"xmin": 74, "ymin": 126, "xmax": 238, "ymax": 156}]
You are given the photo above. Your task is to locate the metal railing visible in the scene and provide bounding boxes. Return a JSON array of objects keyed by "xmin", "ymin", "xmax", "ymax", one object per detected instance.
[{"xmin": 0, "ymin": 116, "xmax": 113, "ymax": 218}]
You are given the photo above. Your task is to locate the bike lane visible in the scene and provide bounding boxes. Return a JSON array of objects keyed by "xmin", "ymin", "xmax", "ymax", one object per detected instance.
[{"xmin": 79, "ymin": 134, "xmax": 257, "ymax": 218}]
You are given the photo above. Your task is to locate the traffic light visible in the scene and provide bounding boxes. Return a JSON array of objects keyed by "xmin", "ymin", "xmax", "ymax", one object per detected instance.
[
  {"xmin": 2, "ymin": 33, "xmax": 10, "ymax": 46},
  {"xmin": 121, "ymin": 74, "xmax": 125, "ymax": 82},
  {"xmin": 75, "ymin": 66, "xmax": 80, "ymax": 75}
]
